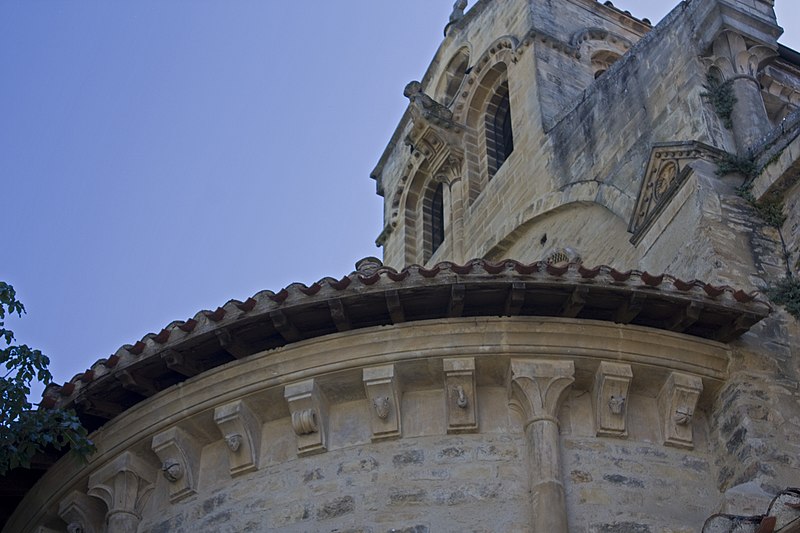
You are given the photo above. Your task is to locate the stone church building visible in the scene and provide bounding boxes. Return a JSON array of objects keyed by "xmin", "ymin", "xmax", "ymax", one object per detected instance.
[{"xmin": 5, "ymin": 0, "xmax": 800, "ymax": 531}]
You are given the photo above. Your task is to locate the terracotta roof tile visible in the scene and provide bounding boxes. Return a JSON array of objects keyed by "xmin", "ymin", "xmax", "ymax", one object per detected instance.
[{"xmin": 41, "ymin": 258, "xmax": 771, "ymax": 419}]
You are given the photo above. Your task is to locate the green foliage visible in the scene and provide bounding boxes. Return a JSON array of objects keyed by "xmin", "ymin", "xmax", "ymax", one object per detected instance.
[
  {"xmin": 735, "ymin": 184, "xmax": 787, "ymax": 228},
  {"xmin": 767, "ymin": 276, "xmax": 800, "ymax": 319},
  {"xmin": 718, "ymin": 153, "xmax": 758, "ymax": 180},
  {"xmin": 0, "ymin": 282, "xmax": 94, "ymax": 475},
  {"xmin": 702, "ymin": 73, "xmax": 737, "ymax": 129}
]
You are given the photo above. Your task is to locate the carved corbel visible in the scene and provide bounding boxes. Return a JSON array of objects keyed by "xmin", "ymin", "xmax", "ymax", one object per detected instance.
[
  {"xmin": 58, "ymin": 490, "xmax": 106, "ymax": 533},
  {"xmin": 87, "ymin": 452, "xmax": 155, "ymax": 533},
  {"xmin": 404, "ymin": 81, "xmax": 465, "ymax": 171},
  {"xmin": 213, "ymin": 399, "xmax": 262, "ymax": 476},
  {"xmin": 363, "ymin": 365, "xmax": 402, "ymax": 441},
  {"xmin": 284, "ymin": 379, "xmax": 329, "ymax": 456},
  {"xmin": 151, "ymin": 426, "xmax": 202, "ymax": 502},
  {"xmin": 443, "ymin": 357, "xmax": 478, "ymax": 434},
  {"xmin": 592, "ymin": 362, "xmax": 633, "ymax": 438},
  {"xmin": 658, "ymin": 372, "xmax": 703, "ymax": 449}
]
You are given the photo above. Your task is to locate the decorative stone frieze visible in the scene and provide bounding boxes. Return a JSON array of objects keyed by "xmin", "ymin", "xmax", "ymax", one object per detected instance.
[
  {"xmin": 592, "ymin": 362, "xmax": 633, "ymax": 438},
  {"xmin": 151, "ymin": 426, "xmax": 202, "ymax": 502},
  {"xmin": 57, "ymin": 490, "xmax": 105, "ymax": 533},
  {"xmin": 87, "ymin": 452, "xmax": 155, "ymax": 533},
  {"xmin": 630, "ymin": 141, "xmax": 724, "ymax": 243},
  {"xmin": 658, "ymin": 371, "xmax": 703, "ymax": 449},
  {"xmin": 443, "ymin": 357, "xmax": 478, "ymax": 434},
  {"xmin": 508, "ymin": 359, "xmax": 574, "ymax": 533},
  {"xmin": 213, "ymin": 399, "xmax": 262, "ymax": 476},
  {"xmin": 285, "ymin": 378, "xmax": 329, "ymax": 456},
  {"xmin": 363, "ymin": 364, "xmax": 402, "ymax": 441}
]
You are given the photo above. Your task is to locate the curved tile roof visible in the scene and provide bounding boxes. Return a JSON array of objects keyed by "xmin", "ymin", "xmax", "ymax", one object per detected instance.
[{"xmin": 41, "ymin": 258, "xmax": 770, "ymax": 428}]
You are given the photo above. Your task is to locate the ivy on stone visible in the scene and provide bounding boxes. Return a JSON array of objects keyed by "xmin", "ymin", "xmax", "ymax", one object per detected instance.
[
  {"xmin": 0, "ymin": 281, "xmax": 94, "ymax": 475},
  {"xmin": 766, "ymin": 277, "xmax": 800, "ymax": 319},
  {"xmin": 702, "ymin": 73, "xmax": 737, "ymax": 130}
]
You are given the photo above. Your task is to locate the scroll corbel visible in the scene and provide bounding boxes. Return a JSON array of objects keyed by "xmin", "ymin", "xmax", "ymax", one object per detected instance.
[{"xmin": 285, "ymin": 378, "xmax": 329, "ymax": 456}]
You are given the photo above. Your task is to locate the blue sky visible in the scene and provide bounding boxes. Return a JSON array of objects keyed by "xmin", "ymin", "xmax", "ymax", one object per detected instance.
[{"xmin": 2, "ymin": 1, "xmax": 798, "ymax": 398}]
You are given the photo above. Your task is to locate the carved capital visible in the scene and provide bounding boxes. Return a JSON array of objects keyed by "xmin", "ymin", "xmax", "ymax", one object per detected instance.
[
  {"xmin": 285, "ymin": 378, "xmax": 329, "ymax": 456},
  {"xmin": 658, "ymin": 372, "xmax": 703, "ymax": 449},
  {"xmin": 508, "ymin": 359, "xmax": 574, "ymax": 426},
  {"xmin": 213, "ymin": 399, "xmax": 262, "ymax": 476},
  {"xmin": 592, "ymin": 362, "xmax": 633, "ymax": 438},
  {"xmin": 704, "ymin": 30, "xmax": 777, "ymax": 81},
  {"xmin": 443, "ymin": 357, "xmax": 478, "ymax": 433},
  {"xmin": 433, "ymin": 154, "xmax": 464, "ymax": 186},
  {"xmin": 363, "ymin": 365, "xmax": 402, "ymax": 441},
  {"xmin": 151, "ymin": 426, "xmax": 202, "ymax": 503},
  {"xmin": 58, "ymin": 491, "xmax": 105, "ymax": 533},
  {"xmin": 87, "ymin": 452, "xmax": 155, "ymax": 529}
]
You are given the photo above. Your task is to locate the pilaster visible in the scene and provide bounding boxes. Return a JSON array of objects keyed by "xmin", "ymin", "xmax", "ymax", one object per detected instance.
[
  {"xmin": 508, "ymin": 359, "xmax": 574, "ymax": 533},
  {"xmin": 87, "ymin": 452, "xmax": 155, "ymax": 533}
]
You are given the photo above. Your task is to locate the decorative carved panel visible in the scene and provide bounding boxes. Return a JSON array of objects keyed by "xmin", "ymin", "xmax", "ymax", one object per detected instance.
[{"xmin": 629, "ymin": 141, "xmax": 723, "ymax": 244}]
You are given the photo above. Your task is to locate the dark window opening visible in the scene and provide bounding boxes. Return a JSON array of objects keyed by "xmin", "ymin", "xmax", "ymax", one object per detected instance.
[
  {"xmin": 430, "ymin": 182, "xmax": 445, "ymax": 255},
  {"xmin": 486, "ymin": 80, "xmax": 513, "ymax": 178}
]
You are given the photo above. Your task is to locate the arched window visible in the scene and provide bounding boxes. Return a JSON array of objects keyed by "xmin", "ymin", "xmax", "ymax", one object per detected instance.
[
  {"xmin": 591, "ymin": 50, "xmax": 622, "ymax": 79},
  {"xmin": 430, "ymin": 182, "xmax": 445, "ymax": 256},
  {"xmin": 485, "ymin": 80, "xmax": 513, "ymax": 178},
  {"xmin": 437, "ymin": 47, "xmax": 471, "ymax": 107}
]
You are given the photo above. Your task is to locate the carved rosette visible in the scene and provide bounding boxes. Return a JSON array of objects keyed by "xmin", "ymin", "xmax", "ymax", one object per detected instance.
[
  {"xmin": 443, "ymin": 357, "xmax": 478, "ymax": 434},
  {"xmin": 213, "ymin": 400, "xmax": 262, "ymax": 476},
  {"xmin": 363, "ymin": 365, "xmax": 402, "ymax": 441},
  {"xmin": 592, "ymin": 362, "xmax": 633, "ymax": 438},
  {"xmin": 151, "ymin": 426, "xmax": 202, "ymax": 503},
  {"xmin": 630, "ymin": 141, "xmax": 723, "ymax": 243},
  {"xmin": 285, "ymin": 378, "xmax": 329, "ymax": 456},
  {"xmin": 658, "ymin": 372, "xmax": 703, "ymax": 449}
]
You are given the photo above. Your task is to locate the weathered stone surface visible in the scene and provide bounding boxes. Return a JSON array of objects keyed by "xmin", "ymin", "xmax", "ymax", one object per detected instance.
[{"xmin": 9, "ymin": 1, "xmax": 800, "ymax": 533}]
